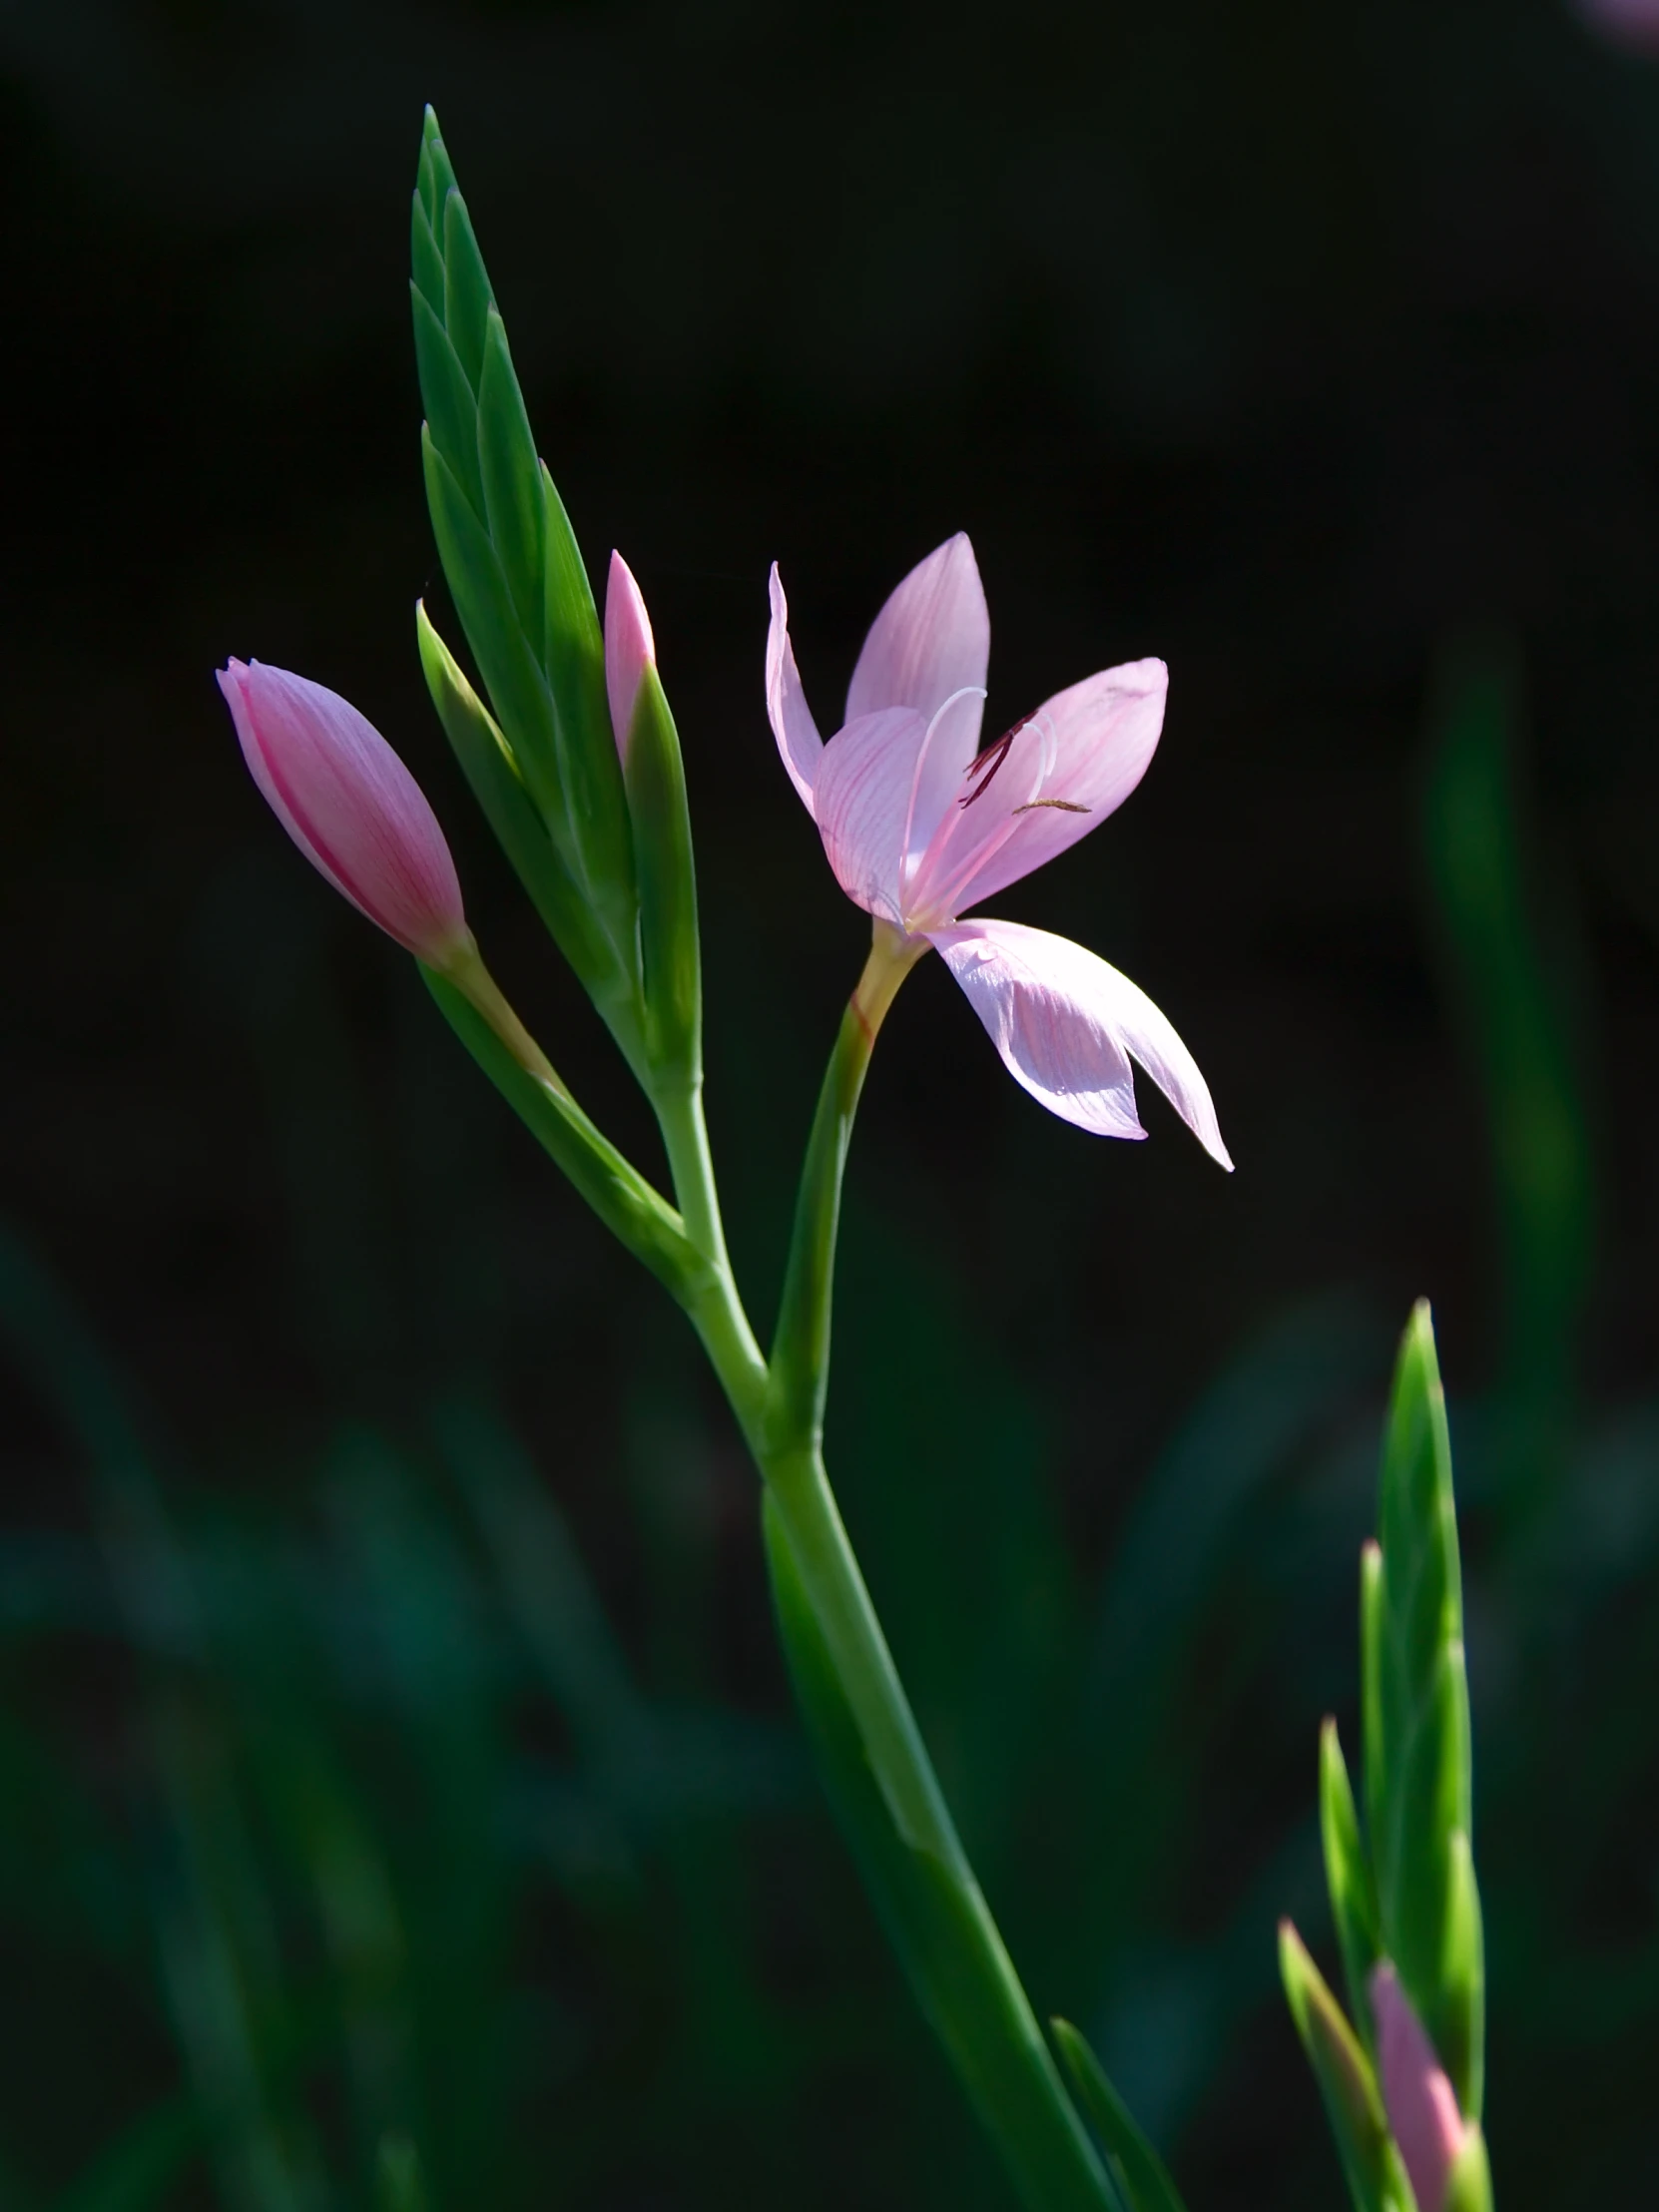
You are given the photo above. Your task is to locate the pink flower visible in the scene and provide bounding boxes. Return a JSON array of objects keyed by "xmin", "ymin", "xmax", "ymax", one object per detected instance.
[
  {"xmin": 604, "ymin": 550, "xmax": 656, "ymax": 761},
  {"xmin": 1371, "ymin": 1964, "xmax": 1471, "ymax": 2212},
  {"xmin": 218, "ymin": 658, "xmax": 469, "ymax": 965},
  {"xmin": 766, "ymin": 534, "xmax": 1231, "ymax": 1164},
  {"xmin": 1577, "ymin": 0, "xmax": 1659, "ymax": 54}
]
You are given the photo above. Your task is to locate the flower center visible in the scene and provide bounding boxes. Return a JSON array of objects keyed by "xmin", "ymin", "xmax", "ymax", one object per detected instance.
[{"xmin": 900, "ymin": 710, "xmax": 1083, "ymax": 931}]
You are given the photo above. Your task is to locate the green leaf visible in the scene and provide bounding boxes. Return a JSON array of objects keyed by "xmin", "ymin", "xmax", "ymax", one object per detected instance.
[
  {"xmin": 1370, "ymin": 1302, "xmax": 1483, "ymax": 2115},
  {"xmin": 1050, "ymin": 2018, "xmax": 1186, "ymax": 2212},
  {"xmin": 421, "ymin": 965, "xmax": 699, "ymax": 1301},
  {"xmin": 421, "ymin": 430, "xmax": 566, "ymax": 834},
  {"xmin": 763, "ymin": 1492, "xmax": 1123, "ymax": 2212},
  {"xmin": 1361, "ymin": 1539, "xmax": 1385, "ymax": 1884},
  {"xmin": 625, "ymin": 663, "xmax": 702, "ymax": 1082},
  {"xmin": 375, "ymin": 2134, "xmax": 429, "ymax": 2212},
  {"xmin": 419, "ymin": 106, "xmax": 457, "ymax": 216},
  {"xmin": 414, "ymin": 603, "xmax": 623, "ymax": 1015},
  {"xmin": 411, "ymin": 288, "xmax": 483, "ymax": 513},
  {"xmin": 1278, "ymin": 1921, "xmax": 1400, "ymax": 2212},
  {"xmin": 477, "ymin": 309, "xmax": 545, "ymax": 643},
  {"xmin": 1320, "ymin": 1719, "xmax": 1382, "ymax": 2049},
  {"xmin": 412, "ymin": 107, "xmax": 640, "ymax": 1007},
  {"xmin": 1442, "ymin": 2124, "xmax": 1493, "ymax": 2212},
  {"xmin": 538, "ymin": 460, "xmax": 638, "ymax": 950},
  {"xmin": 441, "ymin": 188, "xmax": 493, "ymax": 392},
  {"xmin": 1442, "ymin": 1828, "xmax": 1486, "ymax": 2123},
  {"xmin": 409, "ymin": 193, "xmax": 445, "ymax": 318}
]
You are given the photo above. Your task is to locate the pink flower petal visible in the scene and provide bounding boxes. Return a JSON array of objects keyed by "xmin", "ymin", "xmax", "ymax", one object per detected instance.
[
  {"xmin": 927, "ymin": 917, "xmax": 1232, "ymax": 1164},
  {"xmin": 812, "ymin": 704, "xmax": 932, "ymax": 922},
  {"xmin": 218, "ymin": 659, "xmax": 466, "ymax": 963},
  {"xmin": 766, "ymin": 564, "xmax": 825, "ymax": 814},
  {"xmin": 1372, "ymin": 1966, "xmax": 1469, "ymax": 2212},
  {"xmin": 907, "ymin": 659, "xmax": 1167, "ymax": 923},
  {"xmin": 604, "ymin": 550, "xmax": 656, "ymax": 763},
  {"xmin": 845, "ymin": 532, "xmax": 989, "ymax": 749}
]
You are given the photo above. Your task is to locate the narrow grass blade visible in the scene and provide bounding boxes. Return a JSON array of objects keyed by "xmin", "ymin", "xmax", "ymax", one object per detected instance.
[{"xmin": 1050, "ymin": 2018, "xmax": 1185, "ymax": 2212}]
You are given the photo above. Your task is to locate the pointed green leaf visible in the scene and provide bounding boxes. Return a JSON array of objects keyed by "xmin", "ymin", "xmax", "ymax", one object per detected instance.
[
  {"xmin": 539, "ymin": 461, "xmax": 638, "ymax": 940},
  {"xmin": 412, "ymin": 113, "xmax": 641, "ymax": 1008},
  {"xmin": 1321, "ymin": 1719, "xmax": 1382, "ymax": 2048},
  {"xmin": 1369, "ymin": 1303, "xmax": 1483, "ymax": 2116},
  {"xmin": 625, "ymin": 663, "xmax": 702, "ymax": 1082},
  {"xmin": 1050, "ymin": 2018, "xmax": 1186, "ymax": 2212},
  {"xmin": 1442, "ymin": 2124, "xmax": 1492, "ymax": 2212},
  {"xmin": 420, "ymin": 106, "xmax": 458, "ymax": 214},
  {"xmin": 411, "ymin": 288, "xmax": 483, "ymax": 513},
  {"xmin": 416, "ymin": 142, "xmax": 440, "ymax": 233},
  {"xmin": 421, "ymin": 430, "xmax": 566, "ymax": 832},
  {"xmin": 414, "ymin": 602, "xmax": 619, "ymax": 1008},
  {"xmin": 1279, "ymin": 1922, "xmax": 1395, "ymax": 2212},
  {"xmin": 1361, "ymin": 1539, "xmax": 1386, "ymax": 1860},
  {"xmin": 441, "ymin": 187, "xmax": 493, "ymax": 391},
  {"xmin": 763, "ymin": 1494, "xmax": 1123, "ymax": 2212},
  {"xmin": 1441, "ymin": 1828, "xmax": 1485, "ymax": 2122},
  {"xmin": 410, "ymin": 193, "xmax": 444, "ymax": 318},
  {"xmin": 478, "ymin": 308, "xmax": 546, "ymax": 643},
  {"xmin": 421, "ymin": 964, "xmax": 698, "ymax": 1300}
]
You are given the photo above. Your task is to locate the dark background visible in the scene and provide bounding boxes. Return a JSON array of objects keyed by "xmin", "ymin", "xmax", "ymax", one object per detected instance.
[{"xmin": 2, "ymin": 1, "xmax": 1658, "ymax": 2206}]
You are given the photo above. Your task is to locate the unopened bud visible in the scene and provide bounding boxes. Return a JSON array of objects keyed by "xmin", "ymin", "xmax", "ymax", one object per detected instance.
[
  {"xmin": 1371, "ymin": 1962, "xmax": 1471, "ymax": 2212},
  {"xmin": 603, "ymin": 551, "xmax": 656, "ymax": 762},
  {"xmin": 218, "ymin": 659, "xmax": 469, "ymax": 966}
]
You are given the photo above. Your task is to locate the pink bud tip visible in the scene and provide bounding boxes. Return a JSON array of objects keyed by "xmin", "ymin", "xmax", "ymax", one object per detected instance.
[
  {"xmin": 604, "ymin": 550, "xmax": 656, "ymax": 762},
  {"xmin": 217, "ymin": 659, "xmax": 468, "ymax": 964},
  {"xmin": 1371, "ymin": 1964, "xmax": 1470, "ymax": 2212}
]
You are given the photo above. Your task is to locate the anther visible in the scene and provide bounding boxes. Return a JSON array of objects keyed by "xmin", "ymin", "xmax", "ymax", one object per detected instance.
[{"xmin": 959, "ymin": 716, "xmax": 1032, "ymax": 807}]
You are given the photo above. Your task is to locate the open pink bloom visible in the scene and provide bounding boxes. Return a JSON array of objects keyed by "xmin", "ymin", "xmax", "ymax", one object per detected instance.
[
  {"xmin": 604, "ymin": 550, "xmax": 656, "ymax": 761},
  {"xmin": 218, "ymin": 658, "xmax": 468, "ymax": 964},
  {"xmin": 767, "ymin": 533, "xmax": 1230, "ymax": 1164},
  {"xmin": 1371, "ymin": 1964, "xmax": 1471, "ymax": 2212}
]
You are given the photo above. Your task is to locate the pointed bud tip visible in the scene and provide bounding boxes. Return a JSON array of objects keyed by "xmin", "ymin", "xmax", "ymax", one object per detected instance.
[{"xmin": 604, "ymin": 551, "xmax": 657, "ymax": 763}]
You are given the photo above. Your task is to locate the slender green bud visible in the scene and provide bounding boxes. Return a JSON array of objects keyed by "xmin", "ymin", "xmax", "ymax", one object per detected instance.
[
  {"xmin": 1279, "ymin": 1922, "xmax": 1402, "ymax": 2212},
  {"xmin": 603, "ymin": 551, "xmax": 701, "ymax": 1082},
  {"xmin": 1320, "ymin": 1718, "xmax": 1383, "ymax": 2049}
]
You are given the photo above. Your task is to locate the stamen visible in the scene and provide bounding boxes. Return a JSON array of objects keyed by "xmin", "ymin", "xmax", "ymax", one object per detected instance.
[
  {"xmin": 1013, "ymin": 798, "xmax": 1091, "ymax": 813},
  {"xmin": 959, "ymin": 715, "xmax": 1031, "ymax": 807}
]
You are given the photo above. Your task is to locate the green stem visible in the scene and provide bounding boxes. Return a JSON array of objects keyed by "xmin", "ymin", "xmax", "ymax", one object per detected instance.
[
  {"xmin": 657, "ymin": 1075, "xmax": 769, "ymax": 1437},
  {"xmin": 746, "ymin": 920, "xmax": 1116, "ymax": 2212},
  {"xmin": 765, "ymin": 919, "xmax": 925, "ymax": 1451}
]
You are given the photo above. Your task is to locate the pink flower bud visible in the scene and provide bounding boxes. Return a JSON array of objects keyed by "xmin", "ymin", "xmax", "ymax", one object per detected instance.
[
  {"xmin": 218, "ymin": 659, "xmax": 468, "ymax": 965},
  {"xmin": 604, "ymin": 551, "xmax": 656, "ymax": 762},
  {"xmin": 1371, "ymin": 1964, "xmax": 1470, "ymax": 2212}
]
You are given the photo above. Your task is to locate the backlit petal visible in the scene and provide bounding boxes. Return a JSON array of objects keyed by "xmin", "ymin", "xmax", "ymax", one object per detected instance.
[
  {"xmin": 846, "ymin": 532, "xmax": 989, "ymax": 747},
  {"xmin": 941, "ymin": 659, "xmax": 1167, "ymax": 916},
  {"xmin": 766, "ymin": 564, "xmax": 825, "ymax": 815},
  {"xmin": 813, "ymin": 705, "xmax": 931, "ymax": 922},
  {"xmin": 928, "ymin": 917, "xmax": 1231, "ymax": 1165}
]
